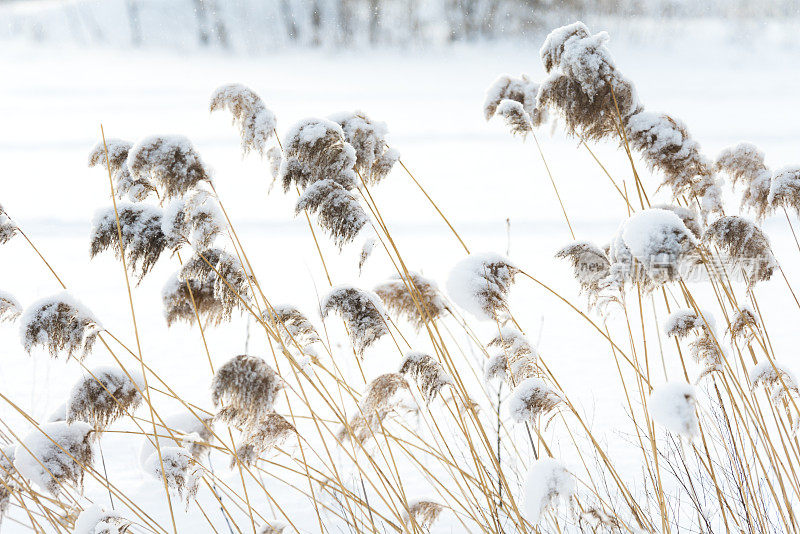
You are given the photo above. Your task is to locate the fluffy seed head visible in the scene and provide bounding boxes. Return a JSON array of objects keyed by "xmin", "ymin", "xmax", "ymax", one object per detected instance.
[
  {"xmin": 128, "ymin": 135, "xmax": 212, "ymax": 200},
  {"xmin": 180, "ymin": 248, "xmax": 253, "ymax": 316},
  {"xmin": 523, "ymin": 457, "xmax": 576, "ymax": 525},
  {"xmin": 20, "ymin": 293, "xmax": 101, "ymax": 360},
  {"xmin": 67, "ymin": 367, "xmax": 143, "ymax": 431},
  {"xmin": 212, "ymin": 355, "xmax": 283, "ymax": 430},
  {"xmin": 399, "ymin": 352, "xmax": 453, "ymax": 404},
  {"xmin": 446, "ymin": 253, "xmax": 519, "ymax": 321},
  {"xmin": 321, "ymin": 286, "xmax": 389, "ymax": 357},
  {"xmin": 664, "ymin": 309, "xmax": 714, "ymax": 340},
  {"xmin": 338, "ymin": 373, "xmax": 413, "ymax": 445},
  {"xmin": 162, "ymin": 272, "xmax": 228, "ymax": 327},
  {"xmin": 488, "ymin": 328, "xmax": 538, "ymax": 384},
  {"xmin": 264, "ymin": 304, "xmax": 320, "ymax": 349},
  {"xmin": 279, "ymin": 118, "xmax": 357, "ymax": 192},
  {"xmin": 374, "ymin": 272, "xmax": 448, "ymax": 330},
  {"xmin": 0, "ymin": 291, "xmax": 22, "ymax": 323},
  {"xmin": 751, "ymin": 361, "xmax": 799, "ymax": 405},
  {"xmin": 484, "ymin": 74, "xmax": 544, "ymax": 125},
  {"xmin": 555, "ymin": 241, "xmax": 611, "ymax": 304},
  {"xmin": 728, "ymin": 305, "xmax": 759, "ymax": 342},
  {"xmin": 704, "ymin": 216, "xmax": 777, "ymax": 284},
  {"xmin": 358, "ymin": 237, "xmax": 376, "ymax": 275},
  {"xmin": 495, "ymin": 100, "xmax": 534, "ymax": 138},
  {"xmin": 403, "ymin": 499, "xmax": 445, "ymax": 530},
  {"xmin": 90, "ymin": 204, "xmax": 167, "ymax": 283},
  {"xmin": 295, "ymin": 179, "xmax": 368, "ymax": 249},
  {"xmin": 330, "ymin": 111, "xmax": 399, "ymax": 184},
  {"xmin": 73, "ymin": 505, "xmax": 132, "ymax": 534},
  {"xmin": 14, "ymin": 421, "xmax": 94, "ymax": 496},
  {"xmin": 769, "ymin": 166, "xmax": 800, "ymax": 214},
  {"xmin": 716, "ymin": 143, "xmax": 773, "ymax": 219},
  {"xmin": 540, "ymin": 21, "xmax": 591, "ymax": 73},
  {"xmin": 508, "ymin": 377, "xmax": 562, "ymax": 424},
  {"xmin": 88, "ymin": 138, "xmax": 154, "ymax": 202},
  {"xmin": 210, "ymin": 84, "xmax": 276, "ymax": 156},
  {"xmin": 0, "ymin": 205, "xmax": 18, "ymax": 245},
  {"xmin": 234, "ymin": 413, "xmax": 297, "ymax": 467},
  {"xmin": 144, "ymin": 446, "xmax": 199, "ymax": 505}
]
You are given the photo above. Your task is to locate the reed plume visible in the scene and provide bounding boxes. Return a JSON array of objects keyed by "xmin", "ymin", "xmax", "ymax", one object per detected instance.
[
  {"xmin": 494, "ymin": 100, "xmax": 534, "ymax": 138},
  {"xmin": 180, "ymin": 247, "xmax": 253, "ymax": 315},
  {"xmin": 487, "ymin": 327, "xmax": 538, "ymax": 385},
  {"xmin": 402, "ymin": 499, "xmax": 445, "ymax": 531},
  {"xmin": 704, "ymin": 216, "xmax": 777, "ymax": 283},
  {"xmin": 399, "ymin": 352, "xmax": 453, "ymax": 404},
  {"xmin": 716, "ymin": 142, "xmax": 773, "ymax": 219},
  {"xmin": 338, "ymin": 373, "xmax": 413, "ymax": 445},
  {"xmin": 88, "ymin": 138, "xmax": 154, "ymax": 201},
  {"xmin": 358, "ymin": 236, "xmax": 376, "ymax": 274},
  {"xmin": 728, "ymin": 305, "xmax": 759, "ymax": 342},
  {"xmin": 90, "ymin": 203, "xmax": 167, "ymax": 283},
  {"xmin": 508, "ymin": 377, "xmax": 562, "ymax": 424},
  {"xmin": 768, "ymin": 166, "xmax": 800, "ymax": 215},
  {"xmin": 74, "ymin": 505, "xmax": 132, "ymax": 534},
  {"xmin": 162, "ymin": 190, "xmax": 224, "ymax": 250},
  {"xmin": 330, "ymin": 111, "xmax": 400, "ymax": 184},
  {"xmin": 0, "ymin": 205, "xmax": 19, "ymax": 245},
  {"xmin": 446, "ymin": 253, "xmax": 519, "ymax": 321},
  {"xmin": 128, "ymin": 135, "xmax": 212, "ymax": 199},
  {"xmin": 0, "ymin": 291, "xmax": 22, "ymax": 323},
  {"xmin": 555, "ymin": 241, "xmax": 611, "ymax": 305},
  {"xmin": 321, "ymin": 286, "xmax": 389, "ymax": 357},
  {"xmin": 295, "ymin": 179, "xmax": 368, "ymax": 249},
  {"xmin": 210, "ymin": 83, "xmax": 276, "ymax": 156},
  {"xmin": 649, "ymin": 382, "xmax": 700, "ymax": 439},
  {"xmin": 66, "ymin": 367, "xmax": 144, "ymax": 431},
  {"xmin": 750, "ymin": 361, "xmax": 799, "ymax": 406},
  {"xmin": 144, "ymin": 446, "xmax": 199, "ymax": 505},
  {"xmin": 162, "ymin": 273, "xmax": 228, "ymax": 327},
  {"xmin": 14, "ymin": 421, "xmax": 94, "ymax": 496},
  {"xmin": 374, "ymin": 272, "xmax": 448, "ymax": 330},
  {"xmin": 484, "ymin": 74, "xmax": 545, "ymax": 126},
  {"xmin": 522, "ymin": 457, "xmax": 576, "ymax": 524},
  {"xmin": 279, "ymin": 118, "xmax": 357, "ymax": 192},
  {"xmin": 264, "ymin": 304, "xmax": 320, "ymax": 348},
  {"xmin": 234, "ymin": 412, "xmax": 297, "ymax": 467},
  {"xmin": 20, "ymin": 293, "xmax": 102, "ymax": 360},
  {"xmin": 212, "ymin": 355, "xmax": 284, "ymax": 430},
  {"xmin": 665, "ymin": 309, "xmax": 722, "ymax": 377}
]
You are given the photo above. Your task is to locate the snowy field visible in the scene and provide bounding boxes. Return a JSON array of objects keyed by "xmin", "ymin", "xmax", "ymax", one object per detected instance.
[{"xmin": 2, "ymin": 23, "xmax": 800, "ymax": 532}]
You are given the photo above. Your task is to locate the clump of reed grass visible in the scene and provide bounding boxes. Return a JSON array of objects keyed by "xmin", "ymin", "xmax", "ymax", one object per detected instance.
[
  {"xmin": 716, "ymin": 142, "xmax": 773, "ymax": 220},
  {"xmin": 234, "ymin": 412, "xmax": 297, "ymax": 467},
  {"xmin": 90, "ymin": 203, "xmax": 167, "ymax": 283},
  {"xmin": 13, "ymin": 421, "xmax": 94, "ymax": 496},
  {"xmin": 321, "ymin": 286, "xmax": 389, "ymax": 357},
  {"xmin": 0, "ymin": 291, "xmax": 22, "ymax": 323},
  {"xmin": 704, "ymin": 216, "xmax": 777, "ymax": 283},
  {"xmin": 212, "ymin": 354, "xmax": 284, "ymax": 430},
  {"xmin": 402, "ymin": 498, "xmax": 445, "ymax": 531},
  {"xmin": 374, "ymin": 272, "xmax": 448, "ymax": 330},
  {"xmin": 19, "ymin": 293, "xmax": 102, "ymax": 360},
  {"xmin": 144, "ymin": 446, "xmax": 199, "ymax": 505},
  {"xmin": 128, "ymin": 135, "xmax": 212, "ymax": 200},
  {"xmin": 330, "ymin": 111, "xmax": 400, "ymax": 184},
  {"xmin": 210, "ymin": 84, "xmax": 276, "ymax": 157},
  {"xmin": 399, "ymin": 352, "xmax": 453, "ymax": 404},
  {"xmin": 88, "ymin": 138, "xmax": 155, "ymax": 201},
  {"xmin": 338, "ymin": 373, "xmax": 413, "ymax": 445},
  {"xmin": 66, "ymin": 367, "xmax": 143, "ymax": 431}
]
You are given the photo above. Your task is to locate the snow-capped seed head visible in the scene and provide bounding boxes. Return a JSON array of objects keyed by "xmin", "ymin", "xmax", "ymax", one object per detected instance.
[
  {"xmin": 321, "ymin": 286, "xmax": 389, "ymax": 358},
  {"xmin": 649, "ymin": 382, "xmax": 700, "ymax": 438},
  {"xmin": 652, "ymin": 205, "xmax": 703, "ymax": 239},
  {"xmin": 508, "ymin": 377, "xmax": 561, "ymax": 424},
  {"xmin": 73, "ymin": 505, "xmax": 131, "ymax": 534},
  {"xmin": 689, "ymin": 335, "xmax": 724, "ymax": 378},
  {"xmin": 233, "ymin": 412, "xmax": 297, "ymax": 468},
  {"xmin": 67, "ymin": 367, "xmax": 144, "ymax": 431},
  {"xmin": 127, "ymin": 135, "xmax": 212, "ymax": 200},
  {"xmin": 90, "ymin": 203, "xmax": 167, "ymax": 284},
  {"xmin": 750, "ymin": 361, "xmax": 799, "ymax": 405},
  {"xmin": 209, "ymin": 84, "xmax": 276, "ymax": 157},
  {"xmin": 88, "ymin": 138, "xmax": 132, "ymax": 174},
  {"xmin": 374, "ymin": 272, "xmax": 448, "ymax": 330},
  {"xmin": 330, "ymin": 111, "xmax": 399, "ymax": 184},
  {"xmin": 540, "ymin": 21, "xmax": 591, "ymax": 73},
  {"xmin": 484, "ymin": 74, "xmax": 544, "ymax": 125},
  {"xmin": 161, "ymin": 190, "xmax": 224, "ymax": 250},
  {"xmin": 488, "ymin": 328, "xmax": 538, "ymax": 384},
  {"xmin": 358, "ymin": 236, "xmax": 376, "ymax": 275},
  {"xmin": 716, "ymin": 143, "xmax": 768, "ymax": 188},
  {"xmin": 664, "ymin": 309, "xmax": 714, "ymax": 339},
  {"xmin": 611, "ymin": 208, "xmax": 699, "ymax": 288},
  {"xmin": 399, "ymin": 352, "xmax": 453, "ymax": 404},
  {"xmin": 495, "ymin": 100, "xmax": 534, "ymax": 138},
  {"xmin": 212, "ymin": 355, "xmax": 283, "ymax": 430},
  {"xmin": 264, "ymin": 304, "xmax": 320, "ymax": 349},
  {"xmin": 0, "ymin": 206, "xmax": 18, "ymax": 246},
  {"xmin": 46, "ymin": 403, "xmax": 67, "ymax": 423},
  {"xmin": 403, "ymin": 499, "xmax": 445, "ymax": 530},
  {"xmin": 728, "ymin": 305, "xmax": 758, "ymax": 341},
  {"xmin": 704, "ymin": 216, "xmax": 777, "ymax": 284},
  {"xmin": 89, "ymin": 139, "xmax": 157, "ymax": 201},
  {"xmin": 555, "ymin": 241, "xmax": 611, "ymax": 302},
  {"xmin": 139, "ymin": 412, "xmax": 215, "ymax": 466},
  {"xmin": 279, "ymin": 118, "xmax": 357, "ymax": 192},
  {"xmin": 19, "ymin": 293, "xmax": 101, "ymax": 360},
  {"xmin": 257, "ymin": 520, "xmax": 288, "ymax": 534},
  {"xmin": 295, "ymin": 178, "xmax": 368, "ymax": 249},
  {"xmin": 162, "ymin": 272, "xmax": 228, "ymax": 327},
  {"xmin": 484, "ymin": 354, "xmax": 508, "ymax": 386},
  {"xmin": 14, "ymin": 421, "xmax": 94, "ymax": 496},
  {"xmin": 0, "ymin": 291, "xmax": 22, "ymax": 323},
  {"xmin": 446, "ymin": 253, "xmax": 519, "ymax": 321},
  {"xmin": 144, "ymin": 446, "xmax": 199, "ymax": 505},
  {"xmin": 180, "ymin": 248, "xmax": 252, "ymax": 316},
  {"xmin": 523, "ymin": 457, "xmax": 576, "ymax": 525},
  {"xmin": 266, "ymin": 146, "xmax": 282, "ymax": 191},
  {"xmin": 769, "ymin": 166, "xmax": 800, "ymax": 214}
]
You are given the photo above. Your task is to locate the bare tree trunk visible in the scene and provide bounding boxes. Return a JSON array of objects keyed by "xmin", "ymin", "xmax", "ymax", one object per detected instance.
[
  {"xmin": 310, "ymin": 0, "xmax": 322, "ymax": 46},
  {"xmin": 126, "ymin": 0, "xmax": 142, "ymax": 46},
  {"xmin": 208, "ymin": 0, "xmax": 229, "ymax": 48},
  {"xmin": 281, "ymin": 0, "xmax": 299, "ymax": 42},
  {"xmin": 337, "ymin": 0, "xmax": 353, "ymax": 46},
  {"xmin": 192, "ymin": 0, "xmax": 210, "ymax": 46},
  {"xmin": 368, "ymin": 0, "xmax": 381, "ymax": 45}
]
